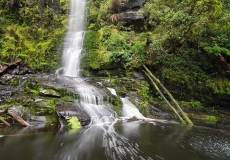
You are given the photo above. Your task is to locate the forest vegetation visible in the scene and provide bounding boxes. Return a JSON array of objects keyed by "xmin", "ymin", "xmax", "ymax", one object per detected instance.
[
  {"xmin": 0, "ymin": 0, "xmax": 69, "ymax": 72},
  {"xmin": 0, "ymin": 0, "xmax": 229, "ymax": 112},
  {"xmin": 83, "ymin": 0, "xmax": 230, "ymax": 108}
]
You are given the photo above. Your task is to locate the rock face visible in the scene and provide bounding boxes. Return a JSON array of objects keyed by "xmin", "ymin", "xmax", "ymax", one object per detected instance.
[
  {"xmin": 0, "ymin": 74, "xmax": 77, "ymax": 126},
  {"xmin": 121, "ymin": 0, "xmax": 146, "ymax": 11},
  {"xmin": 119, "ymin": 0, "xmax": 146, "ymax": 27},
  {"xmin": 0, "ymin": 60, "xmax": 35, "ymax": 76}
]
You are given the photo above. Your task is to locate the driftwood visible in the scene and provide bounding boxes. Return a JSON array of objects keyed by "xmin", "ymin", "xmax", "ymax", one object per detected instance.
[{"xmin": 0, "ymin": 109, "xmax": 30, "ymax": 126}]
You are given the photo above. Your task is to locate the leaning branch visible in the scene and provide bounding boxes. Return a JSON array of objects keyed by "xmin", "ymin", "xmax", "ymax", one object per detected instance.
[
  {"xmin": 143, "ymin": 70, "xmax": 186, "ymax": 124},
  {"xmin": 143, "ymin": 65, "xmax": 193, "ymax": 125}
]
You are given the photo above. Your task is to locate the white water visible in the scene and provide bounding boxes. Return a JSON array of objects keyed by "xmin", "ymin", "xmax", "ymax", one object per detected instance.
[
  {"xmin": 60, "ymin": 0, "xmax": 116, "ymax": 124},
  {"xmin": 62, "ymin": 0, "xmax": 86, "ymax": 77},
  {"xmin": 121, "ymin": 98, "xmax": 144, "ymax": 119},
  {"xmin": 107, "ymin": 87, "xmax": 117, "ymax": 96},
  {"xmin": 58, "ymin": 0, "xmax": 154, "ymax": 159}
]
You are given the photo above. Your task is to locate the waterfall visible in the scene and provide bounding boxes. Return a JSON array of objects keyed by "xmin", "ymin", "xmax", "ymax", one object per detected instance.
[
  {"xmin": 58, "ymin": 1, "xmax": 153, "ymax": 159},
  {"xmin": 60, "ymin": 0, "xmax": 116, "ymax": 124},
  {"xmin": 62, "ymin": 0, "xmax": 86, "ymax": 77}
]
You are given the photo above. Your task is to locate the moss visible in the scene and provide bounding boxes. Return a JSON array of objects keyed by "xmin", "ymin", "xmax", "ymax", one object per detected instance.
[
  {"xmin": 0, "ymin": 0, "xmax": 69, "ymax": 72},
  {"xmin": 66, "ymin": 116, "xmax": 81, "ymax": 129},
  {"xmin": 110, "ymin": 96, "xmax": 122, "ymax": 116},
  {"xmin": 204, "ymin": 115, "xmax": 217, "ymax": 125},
  {"xmin": 30, "ymin": 89, "xmax": 39, "ymax": 94},
  {"xmin": 45, "ymin": 112, "xmax": 59, "ymax": 123}
]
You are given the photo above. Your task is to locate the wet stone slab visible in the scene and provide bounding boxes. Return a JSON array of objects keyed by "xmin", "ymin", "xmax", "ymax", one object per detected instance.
[{"xmin": 56, "ymin": 102, "xmax": 91, "ymax": 126}]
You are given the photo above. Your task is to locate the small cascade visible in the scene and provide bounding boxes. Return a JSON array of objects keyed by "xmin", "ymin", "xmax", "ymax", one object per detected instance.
[
  {"xmin": 121, "ymin": 98, "xmax": 144, "ymax": 119},
  {"xmin": 107, "ymin": 88, "xmax": 145, "ymax": 120}
]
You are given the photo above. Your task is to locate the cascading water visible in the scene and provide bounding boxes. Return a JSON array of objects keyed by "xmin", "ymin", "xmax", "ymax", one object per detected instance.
[
  {"xmin": 121, "ymin": 98, "xmax": 144, "ymax": 119},
  {"xmin": 60, "ymin": 0, "xmax": 116, "ymax": 124},
  {"xmin": 58, "ymin": 0, "xmax": 153, "ymax": 159},
  {"xmin": 62, "ymin": 0, "xmax": 86, "ymax": 77}
]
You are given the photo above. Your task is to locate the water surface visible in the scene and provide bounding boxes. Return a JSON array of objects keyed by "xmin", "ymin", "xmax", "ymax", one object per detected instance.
[{"xmin": 0, "ymin": 121, "xmax": 229, "ymax": 160}]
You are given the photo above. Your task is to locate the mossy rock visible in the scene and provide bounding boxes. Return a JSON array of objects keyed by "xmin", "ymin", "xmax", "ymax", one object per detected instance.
[{"xmin": 39, "ymin": 87, "xmax": 61, "ymax": 97}]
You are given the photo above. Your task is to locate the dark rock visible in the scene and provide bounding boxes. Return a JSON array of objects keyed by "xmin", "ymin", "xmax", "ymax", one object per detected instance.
[
  {"xmin": 0, "ymin": 60, "xmax": 35, "ymax": 76},
  {"xmin": 121, "ymin": 0, "xmax": 146, "ymax": 11},
  {"xmin": 122, "ymin": 11, "xmax": 144, "ymax": 21},
  {"xmin": 47, "ymin": 0, "xmax": 60, "ymax": 14},
  {"xmin": 8, "ymin": 59, "xmax": 21, "ymax": 67},
  {"xmin": 56, "ymin": 102, "xmax": 91, "ymax": 126},
  {"xmin": 132, "ymin": 71, "xmax": 144, "ymax": 80}
]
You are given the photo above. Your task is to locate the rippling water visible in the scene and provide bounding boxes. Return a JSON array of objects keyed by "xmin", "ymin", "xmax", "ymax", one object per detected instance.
[{"xmin": 0, "ymin": 121, "xmax": 230, "ymax": 160}]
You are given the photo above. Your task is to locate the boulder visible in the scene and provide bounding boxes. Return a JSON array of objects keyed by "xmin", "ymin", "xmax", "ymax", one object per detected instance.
[
  {"xmin": 56, "ymin": 102, "xmax": 91, "ymax": 126},
  {"xmin": 121, "ymin": 0, "xmax": 146, "ymax": 11},
  {"xmin": 122, "ymin": 11, "xmax": 144, "ymax": 21}
]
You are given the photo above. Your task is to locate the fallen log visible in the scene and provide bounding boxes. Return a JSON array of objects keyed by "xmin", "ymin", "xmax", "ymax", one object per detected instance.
[
  {"xmin": 0, "ymin": 109, "xmax": 30, "ymax": 126},
  {"xmin": 0, "ymin": 116, "xmax": 10, "ymax": 126},
  {"xmin": 7, "ymin": 110, "xmax": 30, "ymax": 126}
]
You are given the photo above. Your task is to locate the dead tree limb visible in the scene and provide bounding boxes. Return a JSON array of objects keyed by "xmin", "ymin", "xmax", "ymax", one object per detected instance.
[
  {"xmin": 0, "ymin": 116, "xmax": 11, "ymax": 126},
  {"xmin": 143, "ymin": 65, "xmax": 193, "ymax": 125},
  {"xmin": 143, "ymin": 70, "xmax": 186, "ymax": 124},
  {"xmin": 7, "ymin": 110, "xmax": 30, "ymax": 126}
]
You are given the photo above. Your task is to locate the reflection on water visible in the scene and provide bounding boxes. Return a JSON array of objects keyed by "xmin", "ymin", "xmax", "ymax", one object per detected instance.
[{"xmin": 0, "ymin": 121, "xmax": 230, "ymax": 160}]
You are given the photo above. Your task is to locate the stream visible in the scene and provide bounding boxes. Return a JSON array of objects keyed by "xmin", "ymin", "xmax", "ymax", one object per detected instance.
[{"xmin": 0, "ymin": 121, "xmax": 230, "ymax": 160}]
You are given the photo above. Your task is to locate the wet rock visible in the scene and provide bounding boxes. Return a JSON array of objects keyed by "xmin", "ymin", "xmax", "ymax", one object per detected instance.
[
  {"xmin": 39, "ymin": 87, "xmax": 61, "ymax": 97},
  {"xmin": 0, "ymin": 74, "xmax": 79, "ymax": 125},
  {"xmin": 148, "ymin": 106, "xmax": 169, "ymax": 118},
  {"xmin": 132, "ymin": 71, "xmax": 144, "ymax": 80},
  {"xmin": 56, "ymin": 102, "xmax": 91, "ymax": 126},
  {"xmin": 128, "ymin": 116, "xmax": 139, "ymax": 121},
  {"xmin": 121, "ymin": 0, "xmax": 146, "ymax": 11},
  {"xmin": 118, "ymin": 0, "xmax": 145, "ymax": 29}
]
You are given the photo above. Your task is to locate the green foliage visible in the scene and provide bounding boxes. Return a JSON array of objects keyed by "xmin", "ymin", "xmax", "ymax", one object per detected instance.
[
  {"xmin": 84, "ymin": 30, "xmax": 100, "ymax": 51},
  {"xmin": 0, "ymin": 0, "xmax": 69, "ymax": 72},
  {"xmin": 139, "ymin": 0, "xmax": 230, "ymax": 102},
  {"xmin": 181, "ymin": 100, "xmax": 203, "ymax": 108},
  {"xmin": 204, "ymin": 45, "xmax": 230, "ymax": 56},
  {"xmin": 66, "ymin": 117, "xmax": 81, "ymax": 129},
  {"xmin": 84, "ymin": 22, "xmax": 148, "ymax": 69},
  {"xmin": 206, "ymin": 78, "xmax": 230, "ymax": 94},
  {"xmin": 141, "ymin": 0, "xmax": 230, "ymax": 67}
]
